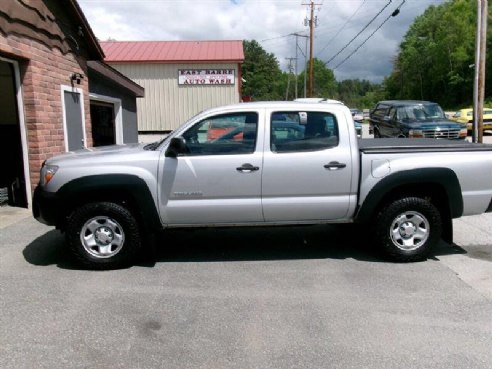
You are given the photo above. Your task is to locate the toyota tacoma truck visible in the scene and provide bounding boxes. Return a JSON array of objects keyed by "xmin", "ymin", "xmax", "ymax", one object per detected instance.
[{"xmin": 33, "ymin": 101, "xmax": 492, "ymax": 269}]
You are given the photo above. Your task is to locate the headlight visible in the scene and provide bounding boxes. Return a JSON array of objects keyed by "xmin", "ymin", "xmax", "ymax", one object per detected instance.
[
  {"xmin": 459, "ymin": 127, "xmax": 467, "ymax": 138},
  {"xmin": 40, "ymin": 164, "xmax": 58, "ymax": 186},
  {"xmin": 408, "ymin": 129, "xmax": 424, "ymax": 138}
]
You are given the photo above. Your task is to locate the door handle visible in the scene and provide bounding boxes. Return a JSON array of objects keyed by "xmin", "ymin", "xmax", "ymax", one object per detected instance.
[
  {"xmin": 324, "ymin": 161, "xmax": 346, "ymax": 170},
  {"xmin": 236, "ymin": 163, "xmax": 260, "ymax": 172}
]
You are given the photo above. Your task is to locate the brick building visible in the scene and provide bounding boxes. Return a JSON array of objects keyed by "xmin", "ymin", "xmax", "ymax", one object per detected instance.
[{"xmin": 0, "ymin": 0, "xmax": 143, "ymax": 208}]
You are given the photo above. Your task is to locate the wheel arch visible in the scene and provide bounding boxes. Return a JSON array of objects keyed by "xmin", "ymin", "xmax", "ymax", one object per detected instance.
[
  {"xmin": 56, "ymin": 174, "xmax": 162, "ymax": 232},
  {"xmin": 355, "ymin": 168, "xmax": 463, "ymax": 243}
]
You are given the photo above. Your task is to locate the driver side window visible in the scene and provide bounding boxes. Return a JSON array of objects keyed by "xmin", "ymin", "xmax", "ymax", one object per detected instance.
[
  {"xmin": 181, "ymin": 112, "xmax": 258, "ymax": 156},
  {"xmin": 388, "ymin": 107, "xmax": 397, "ymax": 122}
]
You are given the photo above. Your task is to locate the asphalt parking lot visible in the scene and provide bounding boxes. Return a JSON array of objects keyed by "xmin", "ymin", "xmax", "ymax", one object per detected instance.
[
  {"xmin": 0, "ymin": 206, "xmax": 491, "ymax": 369},
  {"xmin": 1, "ymin": 123, "xmax": 491, "ymax": 369}
]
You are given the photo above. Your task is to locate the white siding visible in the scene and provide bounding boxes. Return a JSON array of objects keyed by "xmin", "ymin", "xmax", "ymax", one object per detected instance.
[{"xmin": 109, "ymin": 63, "xmax": 240, "ymax": 131}]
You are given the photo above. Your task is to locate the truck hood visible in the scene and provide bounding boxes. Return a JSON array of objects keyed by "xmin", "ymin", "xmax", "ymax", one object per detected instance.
[
  {"xmin": 405, "ymin": 120, "xmax": 465, "ymax": 129},
  {"xmin": 45, "ymin": 143, "xmax": 146, "ymax": 165}
]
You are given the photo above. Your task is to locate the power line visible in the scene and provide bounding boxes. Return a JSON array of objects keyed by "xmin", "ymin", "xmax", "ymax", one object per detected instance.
[
  {"xmin": 297, "ymin": 42, "xmax": 306, "ymax": 58},
  {"xmin": 260, "ymin": 30, "xmax": 305, "ymax": 43},
  {"xmin": 316, "ymin": 0, "xmax": 366, "ymax": 58},
  {"xmin": 324, "ymin": 0, "xmax": 393, "ymax": 66},
  {"xmin": 334, "ymin": 0, "xmax": 406, "ymax": 70}
]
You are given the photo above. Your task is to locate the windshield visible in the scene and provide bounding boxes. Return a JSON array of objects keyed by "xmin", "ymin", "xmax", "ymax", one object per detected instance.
[{"xmin": 397, "ymin": 103, "xmax": 446, "ymax": 121}]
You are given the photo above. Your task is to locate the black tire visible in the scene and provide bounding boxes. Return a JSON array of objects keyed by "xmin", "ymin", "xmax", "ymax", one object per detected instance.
[
  {"xmin": 374, "ymin": 197, "xmax": 442, "ymax": 262},
  {"xmin": 66, "ymin": 202, "xmax": 141, "ymax": 270},
  {"xmin": 374, "ymin": 128, "xmax": 381, "ymax": 138}
]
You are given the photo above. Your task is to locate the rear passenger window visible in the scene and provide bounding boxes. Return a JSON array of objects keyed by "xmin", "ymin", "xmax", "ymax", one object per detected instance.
[{"xmin": 270, "ymin": 111, "xmax": 339, "ymax": 153}]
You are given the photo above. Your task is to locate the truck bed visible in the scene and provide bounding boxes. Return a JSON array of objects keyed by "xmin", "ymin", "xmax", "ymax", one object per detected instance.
[{"xmin": 359, "ymin": 138, "xmax": 492, "ymax": 154}]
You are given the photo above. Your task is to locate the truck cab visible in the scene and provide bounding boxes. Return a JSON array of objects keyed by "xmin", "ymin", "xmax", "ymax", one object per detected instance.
[{"xmin": 159, "ymin": 102, "xmax": 359, "ymax": 225}]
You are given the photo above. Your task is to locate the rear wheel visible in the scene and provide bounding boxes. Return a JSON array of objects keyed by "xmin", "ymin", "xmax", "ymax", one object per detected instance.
[
  {"xmin": 374, "ymin": 128, "xmax": 381, "ymax": 138},
  {"xmin": 66, "ymin": 202, "xmax": 141, "ymax": 270},
  {"xmin": 374, "ymin": 197, "xmax": 442, "ymax": 262}
]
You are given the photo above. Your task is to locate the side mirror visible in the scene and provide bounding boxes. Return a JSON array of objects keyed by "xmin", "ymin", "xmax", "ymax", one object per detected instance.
[{"xmin": 165, "ymin": 137, "xmax": 188, "ymax": 158}]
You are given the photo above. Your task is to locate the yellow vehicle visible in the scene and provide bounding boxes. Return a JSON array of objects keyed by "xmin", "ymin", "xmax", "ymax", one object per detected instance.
[{"xmin": 451, "ymin": 108, "xmax": 492, "ymax": 133}]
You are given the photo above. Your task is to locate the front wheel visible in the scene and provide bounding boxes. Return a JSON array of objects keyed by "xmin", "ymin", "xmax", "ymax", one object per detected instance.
[
  {"xmin": 66, "ymin": 202, "xmax": 142, "ymax": 270},
  {"xmin": 374, "ymin": 197, "xmax": 442, "ymax": 262}
]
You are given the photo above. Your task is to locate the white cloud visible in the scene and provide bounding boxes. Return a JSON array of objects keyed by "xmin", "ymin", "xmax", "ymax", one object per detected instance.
[{"xmin": 78, "ymin": 0, "xmax": 445, "ymax": 82}]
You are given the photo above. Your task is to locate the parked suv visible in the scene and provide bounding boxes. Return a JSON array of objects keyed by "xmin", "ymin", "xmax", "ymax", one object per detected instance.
[{"xmin": 370, "ymin": 100, "xmax": 467, "ymax": 139}]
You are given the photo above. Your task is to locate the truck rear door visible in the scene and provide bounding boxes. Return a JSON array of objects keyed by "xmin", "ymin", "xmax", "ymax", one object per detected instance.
[{"xmin": 261, "ymin": 108, "xmax": 354, "ymax": 222}]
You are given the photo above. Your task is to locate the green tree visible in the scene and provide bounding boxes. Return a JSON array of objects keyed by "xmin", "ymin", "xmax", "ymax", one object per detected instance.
[
  {"xmin": 336, "ymin": 79, "xmax": 382, "ymax": 108},
  {"xmin": 384, "ymin": 0, "xmax": 486, "ymax": 108},
  {"xmin": 242, "ymin": 40, "xmax": 283, "ymax": 100},
  {"xmin": 297, "ymin": 58, "xmax": 337, "ymax": 98}
]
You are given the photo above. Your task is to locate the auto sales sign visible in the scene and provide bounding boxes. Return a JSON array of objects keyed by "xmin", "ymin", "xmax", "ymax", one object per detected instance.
[{"xmin": 178, "ymin": 69, "xmax": 235, "ymax": 85}]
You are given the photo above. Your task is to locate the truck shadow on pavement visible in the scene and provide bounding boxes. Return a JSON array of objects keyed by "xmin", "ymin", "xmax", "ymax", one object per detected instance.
[
  {"xmin": 23, "ymin": 224, "xmax": 470, "ymax": 269},
  {"xmin": 22, "ymin": 229, "xmax": 76, "ymax": 268},
  {"xmin": 149, "ymin": 224, "xmax": 382, "ymax": 265}
]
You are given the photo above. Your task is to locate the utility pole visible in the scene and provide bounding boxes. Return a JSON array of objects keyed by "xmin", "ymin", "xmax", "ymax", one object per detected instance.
[
  {"xmin": 292, "ymin": 33, "xmax": 309, "ymax": 97},
  {"xmin": 303, "ymin": 0, "xmax": 320, "ymax": 97},
  {"xmin": 295, "ymin": 37, "xmax": 298, "ymax": 99},
  {"xmin": 285, "ymin": 57, "xmax": 296, "ymax": 100},
  {"xmin": 473, "ymin": 0, "xmax": 487, "ymax": 143}
]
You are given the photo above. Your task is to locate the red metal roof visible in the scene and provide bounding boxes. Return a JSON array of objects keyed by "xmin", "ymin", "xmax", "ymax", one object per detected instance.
[{"xmin": 100, "ymin": 40, "xmax": 244, "ymax": 63}]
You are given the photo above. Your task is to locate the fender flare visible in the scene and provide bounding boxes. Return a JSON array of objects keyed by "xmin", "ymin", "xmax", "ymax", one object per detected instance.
[
  {"xmin": 355, "ymin": 167, "xmax": 463, "ymax": 224},
  {"xmin": 57, "ymin": 174, "xmax": 162, "ymax": 231}
]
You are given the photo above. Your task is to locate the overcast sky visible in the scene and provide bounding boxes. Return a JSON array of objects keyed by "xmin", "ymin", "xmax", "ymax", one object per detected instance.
[{"xmin": 78, "ymin": 0, "xmax": 446, "ymax": 83}]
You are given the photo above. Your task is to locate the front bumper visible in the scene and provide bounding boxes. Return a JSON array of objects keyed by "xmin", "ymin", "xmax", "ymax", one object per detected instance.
[
  {"xmin": 466, "ymin": 122, "xmax": 492, "ymax": 131},
  {"xmin": 32, "ymin": 186, "xmax": 62, "ymax": 226}
]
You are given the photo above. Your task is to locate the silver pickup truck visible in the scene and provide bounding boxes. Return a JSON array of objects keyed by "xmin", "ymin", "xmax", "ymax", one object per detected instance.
[{"xmin": 33, "ymin": 101, "xmax": 492, "ymax": 269}]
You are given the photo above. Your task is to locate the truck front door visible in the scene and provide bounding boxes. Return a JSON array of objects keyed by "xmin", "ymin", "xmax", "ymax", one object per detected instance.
[{"xmin": 159, "ymin": 111, "xmax": 264, "ymax": 225}]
